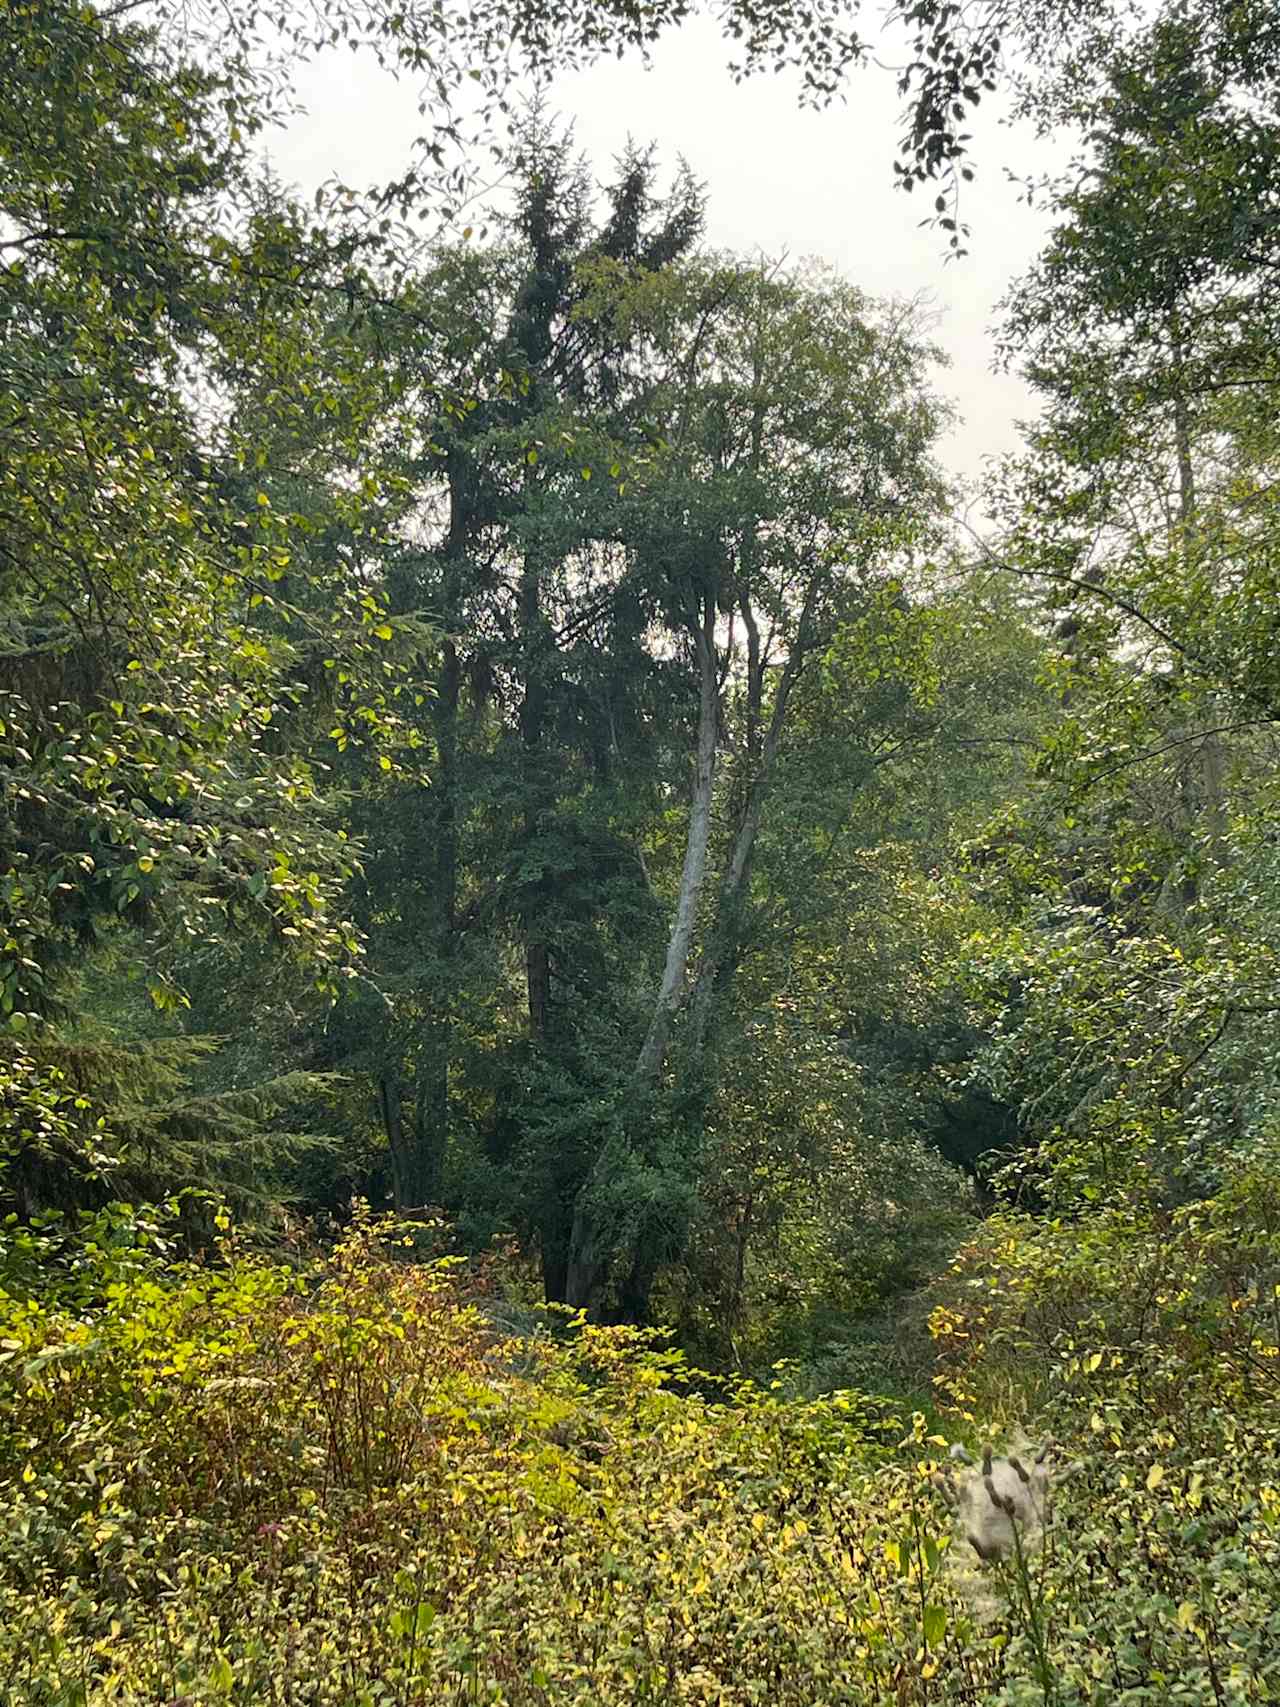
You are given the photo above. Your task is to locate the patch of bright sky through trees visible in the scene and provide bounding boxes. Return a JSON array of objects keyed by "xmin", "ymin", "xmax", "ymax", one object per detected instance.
[{"xmin": 264, "ymin": 13, "xmax": 1070, "ymax": 497}]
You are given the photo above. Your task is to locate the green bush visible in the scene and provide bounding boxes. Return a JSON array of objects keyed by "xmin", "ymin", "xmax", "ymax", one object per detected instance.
[
  {"xmin": 1, "ymin": 1209, "xmax": 985, "ymax": 1705},
  {"xmin": 924, "ymin": 1145, "xmax": 1280, "ymax": 1703},
  {"xmin": 4, "ymin": 1194, "xmax": 1279, "ymax": 1705}
]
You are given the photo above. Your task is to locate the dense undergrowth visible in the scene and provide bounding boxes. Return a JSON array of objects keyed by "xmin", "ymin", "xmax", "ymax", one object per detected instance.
[{"xmin": 2, "ymin": 1180, "xmax": 1279, "ymax": 1707}]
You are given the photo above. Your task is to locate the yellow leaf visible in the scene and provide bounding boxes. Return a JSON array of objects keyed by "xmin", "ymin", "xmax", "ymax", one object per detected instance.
[{"xmin": 1146, "ymin": 1464, "xmax": 1165, "ymax": 1491}]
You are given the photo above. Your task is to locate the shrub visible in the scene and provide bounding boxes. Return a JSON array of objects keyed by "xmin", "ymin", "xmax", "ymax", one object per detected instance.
[
  {"xmin": 5, "ymin": 1189, "xmax": 1279, "ymax": 1706},
  {"xmin": 923, "ymin": 1145, "xmax": 1280, "ymax": 1703},
  {"xmin": 2, "ymin": 1210, "xmax": 990, "ymax": 1706}
]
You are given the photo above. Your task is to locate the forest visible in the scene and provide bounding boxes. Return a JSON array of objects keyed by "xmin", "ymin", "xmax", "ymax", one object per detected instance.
[{"xmin": 2, "ymin": 0, "xmax": 1279, "ymax": 1700}]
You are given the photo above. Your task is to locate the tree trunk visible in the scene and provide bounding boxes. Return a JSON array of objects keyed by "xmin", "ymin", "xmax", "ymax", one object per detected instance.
[
  {"xmin": 688, "ymin": 598, "xmax": 810, "ymax": 1055},
  {"xmin": 615, "ymin": 1248, "xmax": 659, "ymax": 1324},
  {"xmin": 1171, "ymin": 336, "xmax": 1197, "ymax": 539},
  {"xmin": 410, "ymin": 1051, "xmax": 445, "ymax": 1206},
  {"xmin": 519, "ymin": 543, "xmax": 554, "ymax": 1046},
  {"xmin": 378, "ymin": 1071, "xmax": 408, "ymax": 1208},
  {"xmin": 417, "ymin": 626, "xmax": 459, "ymax": 1188},
  {"xmin": 564, "ymin": 598, "xmax": 719, "ymax": 1315},
  {"xmin": 409, "ymin": 461, "xmax": 468, "ymax": 1201},
  {"xmin": 1170, "ymin": 331, "xmax": 1225, "ymax": 884},
  {"xmin": 634, "ymin": 598, "xmax": 719, "ymax": 1083},
  {"xmin": 541, "ymin": 1238, "xmax": 569, "ymax": 1306},
  {"xmin": 564, "ymin": 1200, "xmax": 608, "ymax": 1314}
]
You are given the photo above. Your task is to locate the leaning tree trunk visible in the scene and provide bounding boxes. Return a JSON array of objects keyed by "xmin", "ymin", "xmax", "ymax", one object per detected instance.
[
  {"xmin": 563, "ymin": 598, "xmax": 719, "ymax": 1314},
  {"xmin": 688, "ymin": 588, "xmax": 812, "ymax": 1056},
  {"xmin": 634, "ymin": 599, "xmax": 720, "ymax": 1083}
]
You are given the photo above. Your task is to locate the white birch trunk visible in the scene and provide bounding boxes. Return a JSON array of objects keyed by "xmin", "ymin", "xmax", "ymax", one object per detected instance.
[{"xmin": 634, "ymin": 599, "xmax": 719, "ymax": 1083}]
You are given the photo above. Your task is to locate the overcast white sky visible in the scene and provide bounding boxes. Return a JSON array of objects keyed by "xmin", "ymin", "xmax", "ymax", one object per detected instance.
[{"xmin": 265, "ymin": 17, "xmax": 1068, "ymax": 492}]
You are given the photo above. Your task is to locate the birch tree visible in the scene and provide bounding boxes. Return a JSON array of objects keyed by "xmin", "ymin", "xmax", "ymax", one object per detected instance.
[{"xmin": 565, "ymin": 263, "xmax": 948, "ymax": 1313}]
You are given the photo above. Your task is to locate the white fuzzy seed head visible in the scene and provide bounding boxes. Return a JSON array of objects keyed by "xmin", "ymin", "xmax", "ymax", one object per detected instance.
[{"xmin": 935, "ymin": 1439, "xmax": 1079, "ymax": 1564}]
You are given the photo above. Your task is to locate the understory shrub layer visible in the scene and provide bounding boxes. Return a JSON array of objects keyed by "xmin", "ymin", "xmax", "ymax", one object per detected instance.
[{"xmin": 2, "ymin": 1192, "xmax": 1278, "ymax": 1705}]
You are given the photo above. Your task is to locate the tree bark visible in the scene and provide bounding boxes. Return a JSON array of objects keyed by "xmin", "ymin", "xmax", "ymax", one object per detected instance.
[
  {"xmin": 409, "ymin": 458, "xmax": 469, "ymax": 1201},
  {"xmin": 1171, "ymin": 333, "xmax": 1197, "ymax": 540},
  {"xmin": 377, "ymin": 1072, "xmax": 406, "ymax": 1207},
  {"xmin": 634, "ymin": 597, "xmax": 719, "ymax": 1083},
  {"xmin": 410, "ymin": 1051, "xmax": 445, "ymax": 1206},
  {"xmin": 519, "ymin": 541, "xmax": 554, "ymax": 1045},
  {"xmin": 688, "ymin": 590, "xmax": 811, "ymax": 1056},
  {"xmin": 1169, "ymin": 330, "xmax": 1226, "ymax": 883},
  {"xmin": 564, "ymin": 597, "xmax": 719, "ymax": 1314}
]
